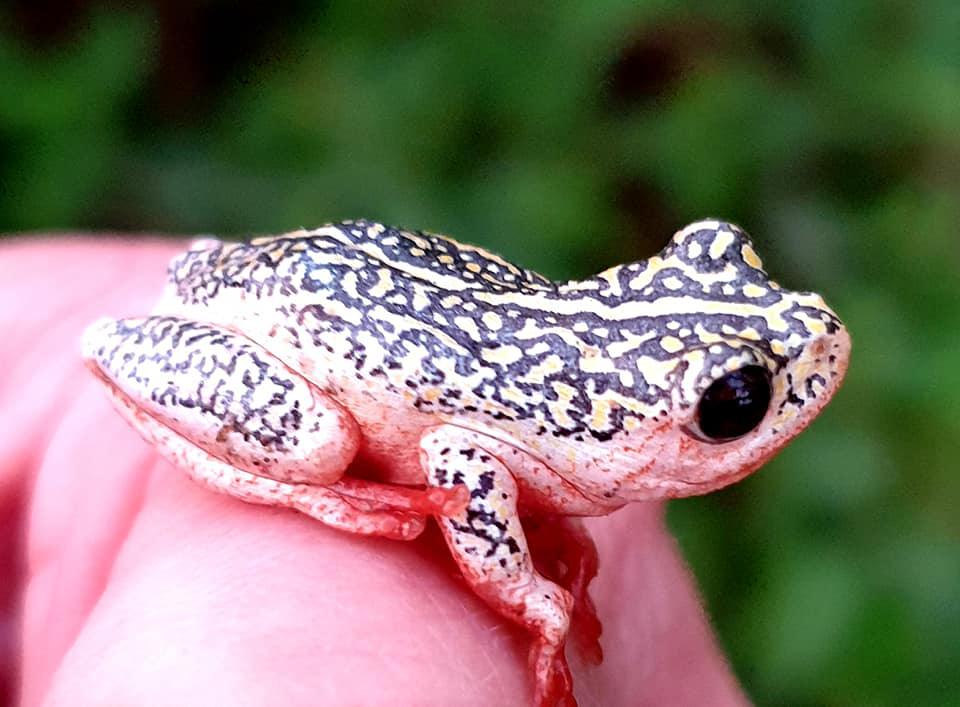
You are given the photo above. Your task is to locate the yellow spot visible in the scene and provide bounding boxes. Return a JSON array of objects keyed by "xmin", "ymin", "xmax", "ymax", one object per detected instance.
[
  {"xmin": 438, "ymin": 254, "xmax": 454, "ymax": 265},
  {"xmin": 606, "ymin": 330, "xmax": 656, "ymax": 358},
  {"xmin": 598, "ymin": 389, "xmax": 656, "ymax": 415},
  {"xmin": 341, "ymin": 271, "xmax": 359, "ymax": 297},
  {"xmin": 512, "ymin": 320, "xmax": 584, "ymax": 348},
  {"xmin": 454, "ymin": 316, "xmax": 481, "ymax": 340},
  {"xmin": 743, "ymin": 283, "xmax": 767, "ymax": 298},
  {"xmin": 367, "ymin": 268, "xmax": 394, "ymax": 298},
  {"xmin": 742, "ymin": 243, "xmax": 763, "ymax": 269},
  {"xmin": 580, "ymin": 354, "xmax": 617, "ymax": 374},
  {"xmin": 709, "ymin": 230, "xmax": 734, "ymax": 259},
  {"xmin": 440, "ymin": 295, "xmax": 463, "ymax": 308},
  {"xmin": 635, "ymin": 356, "xmax": 684, "ymax": 387},
  {"xmin": 590, "ymin": 399, "xmax": 613, "ymax": 432},
  {"xmin": 500, "ymin": 386, "xmax": 527, "ymax": 405},
  {"xmin": 660, "ymin": 336, "xmax": 684, "ymax": 353},
  {"xmin": 549, "ymin": 382, "xmax": 578, "ymax": 427},
  {"xmin": 481, "ymin": 311, "xmax": 503, "ymax": 331},
  {"xmin": 740, "ymin": 327, "xmax": 761, "ymax": 341},
  {"xmin": 771, "ymin": 340, "xmax": 786, "ymax": 355},
  {"xmin": 565, "ymin": 279, "xmax": 599, "ymax": 291},
  {"xmin": 595, "ymin": 266, "xmax": 623, "ymax": 297},
  {"xmin": 626, "ymin": 257, "xmax": 661, "ymax": 291},
  {"xmin": 411, "ymin": 289, "xmax": 430, "ymax": 311},
  {"xmin": 482, "ymin": 344, "xmax": 523, "ymax": 365},
  {"xmin": 407, "ymin": 233, "xmax": 431, "ymax": 250},
  {"xmin": 520, "ymin": 354, "xmax": 564, "ymax": 384},
  {"xmin": 410, "ymin": 247, "xmax": 426, "ymax": 257},
  {"xmin": 803, "ymin": 317, "xmax": 828, "ymax": 336},
  {"xmin": 466, "ymin": 262, "xmax": 482, "ymax": 274},
  {"xmin": 694, "ymin": 323, "xmax": 726, "ymax": 344}
]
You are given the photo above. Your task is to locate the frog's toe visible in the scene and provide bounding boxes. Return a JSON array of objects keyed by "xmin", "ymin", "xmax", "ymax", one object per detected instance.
[
  {"xmin": 530, "ymin": 640, "xmax": 576, "ymax": 707},
  {"xmin": 570, "ymin": 594, "xmax": 603, "ymax": 666},
  {"xmin": 429, "ymin": 484, "xmax": 470, "ymax": 516}
]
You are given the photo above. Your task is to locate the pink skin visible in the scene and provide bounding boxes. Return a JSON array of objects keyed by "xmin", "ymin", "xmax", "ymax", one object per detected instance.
[{"xmin": 2, "ymin": 238, "xmax": 748, "ymax": 706}]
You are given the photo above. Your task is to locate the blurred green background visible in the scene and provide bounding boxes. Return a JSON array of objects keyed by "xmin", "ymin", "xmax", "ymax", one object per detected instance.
[{"xmin": 2, "ymin": 2, "xmax": 957, "ymax": 704}]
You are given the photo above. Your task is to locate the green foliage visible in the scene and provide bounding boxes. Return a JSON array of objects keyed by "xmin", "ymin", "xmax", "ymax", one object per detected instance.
[{"xmin": 2, "ymin": 2, "xmax": 957, "ymax": 704}]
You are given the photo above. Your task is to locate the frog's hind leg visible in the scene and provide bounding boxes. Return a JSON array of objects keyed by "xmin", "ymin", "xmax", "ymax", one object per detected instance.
[
  {"xmin": 420, "ymin": 425, "xmax": 577, "ymax": 707},
  {"xmin": 119, "ymin": 411, "xmax": 428, "ymax": 540},
  {"xmin": 83, "ymin": 316, "xmax": 461, "ymax": 540}
]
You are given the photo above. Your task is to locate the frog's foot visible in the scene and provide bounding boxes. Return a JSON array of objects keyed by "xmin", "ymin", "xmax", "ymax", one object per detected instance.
[
  {"xmin": 527, "ymin": 516, "xmax": 603, "ymax": 665},
  {"xmin": 84, "ymin": 316, "xmax": 426, "ymax": 540},
  {"xmin": 421, "ymin": 425, "xmax": 579, "ymax": 707}
]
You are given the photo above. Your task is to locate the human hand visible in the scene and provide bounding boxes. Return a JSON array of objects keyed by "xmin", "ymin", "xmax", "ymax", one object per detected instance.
[{"xmin": 2, "ymin": 237, "xmax": 748, "ymax": 706}]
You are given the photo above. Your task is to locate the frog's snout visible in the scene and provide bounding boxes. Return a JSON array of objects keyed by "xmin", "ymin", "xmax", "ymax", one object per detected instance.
[{"xmin": 776, "ymin": 319, "xmax": 851, "ymax": 427}]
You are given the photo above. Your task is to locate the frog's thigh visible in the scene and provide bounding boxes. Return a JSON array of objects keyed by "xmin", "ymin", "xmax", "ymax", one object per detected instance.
[
  {"xmin": 85, "ymin": 316, "xmax": 424, "ymax": 540},
  {"xmin": 85, "ymin": 315, "xmax": 360, "ymax": 483},
  {"xmin": 420, "ymin": 425, "xmax": 576, "ymax": 707}
]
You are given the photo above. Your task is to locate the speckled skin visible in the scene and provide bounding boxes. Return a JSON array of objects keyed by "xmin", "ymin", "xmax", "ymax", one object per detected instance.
[{"xmin": 83, "ymin": 219, "xmax": 850, "ymax": 706}]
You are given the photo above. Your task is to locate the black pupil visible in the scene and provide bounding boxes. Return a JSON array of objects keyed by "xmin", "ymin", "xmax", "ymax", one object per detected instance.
[{"xmin": 697, "ymin": 365, "xmax": 772, "ymax": 442}]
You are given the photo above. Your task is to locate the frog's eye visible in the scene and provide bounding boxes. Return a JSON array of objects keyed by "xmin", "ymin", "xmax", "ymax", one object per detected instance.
[{"xmin": 695, "ymin": 365, "xmax": 772, "ymax": 442}]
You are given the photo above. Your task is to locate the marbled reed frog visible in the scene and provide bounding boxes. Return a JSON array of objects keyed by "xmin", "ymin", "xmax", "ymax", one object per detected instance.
[{"xmin": 83, "ymin": 219, "xmax": 850, "ymax": 706}]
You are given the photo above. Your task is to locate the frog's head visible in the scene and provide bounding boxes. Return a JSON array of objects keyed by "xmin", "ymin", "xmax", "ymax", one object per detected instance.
[{"xmin": 599, "ymin": 219, "xmax": 851, "ymax": 500}]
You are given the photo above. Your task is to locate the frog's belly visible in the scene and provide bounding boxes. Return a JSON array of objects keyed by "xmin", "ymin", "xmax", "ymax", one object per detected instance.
[{"xmin": 330, "ymin": 386, "xmax": 437, "ymax": 486}]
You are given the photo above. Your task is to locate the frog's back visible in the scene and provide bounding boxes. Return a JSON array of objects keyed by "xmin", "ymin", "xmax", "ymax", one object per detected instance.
[
  {"xmin": 162, "ymin": 221, "xmax": 562, "ymax": 417},
  {"xmin": 317, "ymin": 220, "xmax": 555, "ymax": 293},
  {"xmin": 169, "ymin": 221, "xmax": 552, "ymax": 301}
]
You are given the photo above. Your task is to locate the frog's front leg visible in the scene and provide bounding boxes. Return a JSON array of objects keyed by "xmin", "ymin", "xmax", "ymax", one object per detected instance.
[
  {"xmin": 83, "ymin": 316, "xmax": 464, "ymax": 540},
  {"xmin": 421, "ymin": 426, "xmax": 578, "ymax": 707}
]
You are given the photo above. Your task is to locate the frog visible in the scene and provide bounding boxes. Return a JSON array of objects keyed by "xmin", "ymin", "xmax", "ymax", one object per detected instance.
[{"xmin": 82, "ymin": 219, "xmax": 850, "ymax": 706}]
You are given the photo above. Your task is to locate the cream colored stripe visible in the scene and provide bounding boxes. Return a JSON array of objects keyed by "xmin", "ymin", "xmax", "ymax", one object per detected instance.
[
  {"xmin": 307, "ymin": 226, "xmax": 478, "ymax": 292},
  {"xmin": 472, "ymin": 291, "xmax": 791, "ymax": 330}
]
